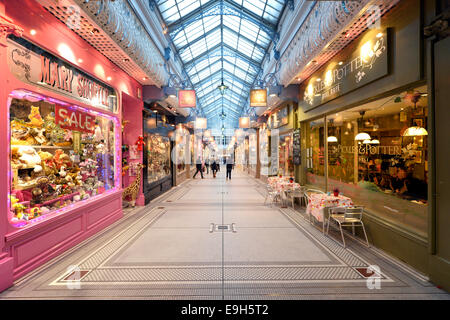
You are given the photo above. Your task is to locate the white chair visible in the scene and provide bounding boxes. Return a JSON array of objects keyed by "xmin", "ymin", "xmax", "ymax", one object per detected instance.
[
  {"xmin": 326, "ymin": 206, "xmax": 369, "ymax": 248},
  {"xmin": 286, "ymin": 187, "xmax": 305, "ymax": 209},
  {"xmin": 264, "ymin": 185, "xmax": 280, "ymax": 206}
]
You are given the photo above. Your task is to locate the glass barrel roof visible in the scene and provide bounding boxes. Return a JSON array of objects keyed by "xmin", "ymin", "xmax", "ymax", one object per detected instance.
[{"xmin": 156, "ymin": 0, "xmax": 285, "ymax": 129}]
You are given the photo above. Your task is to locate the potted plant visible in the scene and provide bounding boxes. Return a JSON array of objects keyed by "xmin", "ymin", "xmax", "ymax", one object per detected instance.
[{"xmin": 333, "ymin": 187, "xmax": 340, "ymax": 197}]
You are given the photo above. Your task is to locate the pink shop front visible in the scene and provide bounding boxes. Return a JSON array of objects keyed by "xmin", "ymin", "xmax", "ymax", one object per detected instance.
[{"xmin": 0, "ymin": 2, "xmax": 142, "ymax": 291}]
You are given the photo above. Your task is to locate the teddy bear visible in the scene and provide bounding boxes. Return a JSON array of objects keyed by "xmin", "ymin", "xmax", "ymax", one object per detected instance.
[
  {"xmin": 29, "ymin": 127, "xmax": 47, "ymax": 144},
  {"xmin": 11, "ymin": 120, "xmax": 36, "ymax": 145},
  {"xmin": 28, "ymin": 106, "xmax": 44, "ymax": 127},
  {"xmin": 17, "ymin": 146, "xmax": 41, "ymax": 167}
]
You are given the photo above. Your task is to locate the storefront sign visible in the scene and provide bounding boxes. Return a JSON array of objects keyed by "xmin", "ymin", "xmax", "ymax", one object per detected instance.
[
  {"xmin": 293, "ymin": 129, "xmax": 301, "ymax": 165},
  {"xmin": 250, "ymin": 89, "xmax": 267, "ymax": 107},
  {"xmin": 178, "ymin": 90, "xmax": 196, "ymax": 108},
  {"xmin": 331, "ymin": 144, "xmax": 401, "ymax": 155},
  {"xmin": 300, "ymin": 29, "xmax": 389, "ymax": 111},
  {"xmin": 7, "ymin": 36, "xmax": 117, "ymax": 112},
  {"xmin": 55, "ymin": 105, "xmax": 95, "ymax": 133},
  {"xmin": 273, "ymin": 107, "xmax": 289, "ymax": 128}
]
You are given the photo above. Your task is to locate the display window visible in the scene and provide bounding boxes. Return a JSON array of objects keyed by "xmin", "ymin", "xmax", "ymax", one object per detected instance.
[
  {"xmin": 146, "ymin": 134, "xmax": 171, "ymax": 184},
  {"xmin": 8, "ymin": 90, "xmax": 118, "ymax": 228},
  {"xmin": 303, "ymin": 85, "xmax": 428, "ymax": 237},
  {"xmin": 279, "ymin": 133, "xmax": 294, "ymax": 177}
]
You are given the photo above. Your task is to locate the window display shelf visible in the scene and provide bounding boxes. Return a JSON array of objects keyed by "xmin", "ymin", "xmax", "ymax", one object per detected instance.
[{"xmin": 11, "ymin": 145, "xmax": 72, "ymax": 149}]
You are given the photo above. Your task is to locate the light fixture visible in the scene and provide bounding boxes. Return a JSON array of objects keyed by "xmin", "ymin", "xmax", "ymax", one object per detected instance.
[
  {"xmin": 106, "ymin": 76, "xmax": 112, "ymax": 81},
  {"xmin": 77, "ymin": 58, "xmax": 83, "ymax": 63},
  {"xmin": 327, "ymin": 119, "xmax": 338, "ymax": 143},
  {"xmin": 268, "ymin": 85, "xmax": 282, "ymax": 97},
  {"xmin": 316, "ymin": 78, "xmax": 321, "ymax": 82},
  {"xmin": 163, "ymin": 86, "xmax": 177, "ymax": 98},
  {"xmin": 362, "ymin": 139, "xmax": 372, "ymax": 144},
  {"xmin": 338, "ymin": 61, "xmax": 343, "ymax": 65},
  {"xmin": 239, "ymin": 117, "xmax": 250, "ymax": 128},
  {"xmin": 403, "ymin": 126, "xmax": 428, "ymax": 136},
  {"xmin": 371, "ymin": 139, "xmax": 380, "ymax": 144},
  {"xmin": 217, "ymin": 81, "xmax": 228, "ymax": 95},
  {"xmin": 376, "ymin": 32, "xmax": 383, "ymax": 38},
  {"xmin": 30, "ymin": 29, "xmax": 37, "ymax": 36},
  {"xmin": 327, "ymin": 136, "xmax": 338, "ymax": 143},
  {"xmin": 355, "ymin": 111, "xmax": 371, "ymax": 141}
]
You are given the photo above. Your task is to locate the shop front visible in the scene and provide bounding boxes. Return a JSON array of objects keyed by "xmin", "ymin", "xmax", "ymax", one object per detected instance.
[
  {"xmin": 142, "ymin": 108, "xmax": 174, "ymax": 203},
  {"xmin": 0, "ymin": 1, "xmax": 141, "ymax": 291},
  {"xmin": 268, "ymin": 103, "xmax": 295, "ymax": 179},
  {"xmin": 297, "ymin": 0, "xmax": 436, "ymax": 278}
]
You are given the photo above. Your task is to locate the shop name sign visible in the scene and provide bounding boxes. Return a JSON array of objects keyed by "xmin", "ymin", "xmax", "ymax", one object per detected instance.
[
  {"xmin": 55, "ymin": 105, "xmax": 95, "ymax": 134},
  {"xmin": 331, "ymin": 144, "xmax": 401, "ymax": 156},
  {"xmin": 301, "ymin": 29, "xmax": 389, "ymax": 110},
  {"xmin": 7, "ymin": 37, "xmax": 117, "ymax": 112}
]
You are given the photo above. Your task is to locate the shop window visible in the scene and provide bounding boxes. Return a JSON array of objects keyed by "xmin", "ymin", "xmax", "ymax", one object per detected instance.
[
  {"xmin": 305, "ymin": 119, "xmax": 326, "ymax": 190},
  {"xmin": 304, "ymin": 86, "xmax": 429, "ymax": 237},
  {"xmin": 146, "ymin": 135, "xmax": 171, "ymax": 184},
  {"xmin": 9, "ymin": 90, "xmax": 117, "ymax": 228},
  {"xmin": 279, "ymin": 133, "xmax": 294, "ymax": 177}
]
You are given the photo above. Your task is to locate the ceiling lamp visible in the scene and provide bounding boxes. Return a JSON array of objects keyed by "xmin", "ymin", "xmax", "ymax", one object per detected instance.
[
  {"xmin": 195, "ymin": 117, "xmax": 207, "ymax": 129},
  {"xmin": 163, "ymin": 86, "xmax": 177, "ymax": 98},
  {"xmin": 239, "ymin": 117, "xmax": 250, "ymax": 128},
  {"xmin": 362, "ymin": 139, "xmax": 372, "ymax": 144},
  {"xmin": 371, "ymin": 139, "xmax": 380, "ymax": 144},
  {"xmin": 327, "ymin": 136, "xmax": 338, "ymax": 143},
  {"xmin": 217, "ymin": 80, "xmax": 228, "ymax": 95},
  {"xmin": 268, "ymin": 85, "xmax": 282, "ymax": 97},
  {"xmin": 355, "ymin": 111, "xmax": 371, "ymax": 141},
  {"xmin": 403, "ymin": 126, "xmax": 428, "ymax": 136}
]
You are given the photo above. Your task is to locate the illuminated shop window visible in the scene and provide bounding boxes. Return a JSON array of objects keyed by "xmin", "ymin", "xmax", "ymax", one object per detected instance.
[{"xmin": 8, "ymin": 90, "xmax": 118, "ymax": 228}]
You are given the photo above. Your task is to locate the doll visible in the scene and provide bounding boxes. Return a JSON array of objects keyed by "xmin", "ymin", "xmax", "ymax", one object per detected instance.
[{"xmin": 28, "ymin": 106, "xmax": 44, "ymax": 127}]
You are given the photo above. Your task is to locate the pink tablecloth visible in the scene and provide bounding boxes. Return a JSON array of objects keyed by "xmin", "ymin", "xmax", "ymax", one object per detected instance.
[{"xmin": 306, "ymin": 193, "xmax": 354, "ymax": 222}]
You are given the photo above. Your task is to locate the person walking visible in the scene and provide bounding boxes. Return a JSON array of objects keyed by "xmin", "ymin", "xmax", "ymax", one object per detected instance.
[
  {"xmin": 205, "ymin": 157, "xmax": 210, "ymax": 175},
  {"xmin": 193, "ymin": 156, "xmax": 204, "ymax": 179},
  {"xmin": 226, "ymin": 155, "xmax": 234, "ymax": 180},
  {"xmin": 211, "ymin": 158, "xmax": 218, "ymax": 178}
]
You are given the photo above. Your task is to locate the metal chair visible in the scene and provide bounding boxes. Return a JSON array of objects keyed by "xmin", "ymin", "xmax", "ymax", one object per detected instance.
[
  {"xmin": 326, "ymin": 206, "xmax": 369, "ymax": 248},
  {"xmin": 286, "ymin": 187, "xmax": 305, "ymax": 209},
  {"xmin": 264, "ymin": 185, "xmax": 280, "ymax": 206}
]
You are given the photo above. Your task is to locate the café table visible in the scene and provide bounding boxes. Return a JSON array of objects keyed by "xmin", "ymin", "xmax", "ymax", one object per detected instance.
[{"xmin": 306, "ymin": 193, "xmax": 354, "ymax": 233}]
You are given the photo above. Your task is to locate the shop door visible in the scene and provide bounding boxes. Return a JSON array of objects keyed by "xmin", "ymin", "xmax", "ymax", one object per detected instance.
[{"xmin": 432, "ymin": 35, "xmax": 450, "ymax": 288}]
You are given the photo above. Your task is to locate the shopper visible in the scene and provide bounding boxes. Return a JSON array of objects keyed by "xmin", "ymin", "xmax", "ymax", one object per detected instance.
[
  {"xmin": 205, "ymin": 157, "xmax": 210, "ymax": 175},
  {"xmin": 226, "ymin": 156, "xmax": 234, "ymax": 180},
  {"xmin": 193, "ymin": 156, "xmax": 204, "ymax": 179},
  {"xmin": 211, "ymin": 158, "xmax": 218, "ymax": 178}
]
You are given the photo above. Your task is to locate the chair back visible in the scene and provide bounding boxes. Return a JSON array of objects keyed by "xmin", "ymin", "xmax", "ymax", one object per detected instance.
[
  {"xmin": 344, "ymin": 206, "xmax": 363, "ymax": 222},
  {"xmin": 330, "ymin": 206, "xmax": 346, "ymax": 215}
]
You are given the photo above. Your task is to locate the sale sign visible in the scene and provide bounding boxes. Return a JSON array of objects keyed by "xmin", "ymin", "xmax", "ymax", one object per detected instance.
[{"xmin": 55, "ymin": 105, "xmax": 95, "ymax": 133}]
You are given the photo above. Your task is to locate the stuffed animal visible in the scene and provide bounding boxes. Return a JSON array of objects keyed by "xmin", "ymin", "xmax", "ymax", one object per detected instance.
[
  {"xmin": 29, "ymin": 127, "xmax": 47, "ymax": 144},
  {"xmin": 28, "ymin": 106, "xmax": 43, "ymax": 127},
  {"xmin": 11, "ymin": 120, "xmax": 36, "ymax": 145},
  {"xmin": 93, "ymin": 125, "xmax": 104, "ymax": 142},
  {"xmin": 17, "ymin": 146, "xmax": 41, "ymax": 167},
  {"xmin": 135, "ymin": 136, "xmax": 145, "ymax": 151}
]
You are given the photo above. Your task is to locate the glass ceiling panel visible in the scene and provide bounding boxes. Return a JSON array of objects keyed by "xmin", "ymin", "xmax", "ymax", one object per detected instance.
[{"xmin": 156, "ymin": 0, "xmax": 286, "ymax": 128}]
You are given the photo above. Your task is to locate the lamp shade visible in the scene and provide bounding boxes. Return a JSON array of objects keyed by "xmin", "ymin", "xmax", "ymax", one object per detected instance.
[
  {"xmin": 355, "ymin": 132, "xmax": 371, "ymax": 141},
  {"xmin": 362, "ymin": 139, "xmax": 371, "ymax": 144},
  {"xmin": 371, "ymin": 139, "xmax": 380, "ymax": 144},
  {"xmin": 195, "ymin": 117, "xmax": 207, "ymax": 129},
  {"xmin": 178, "ymin": 90, "xmax": 196, "ymax": 108},
  {"xmin": 239, "ymin": 117, "xmax": 250, "ymax": 128},
  {"xmin": 327, "ymin": 136, "xmax": 338, "ymax": 142},
  {"xmin": 403, "ymin": 126, "xmax": 428, "ymax": 136}
]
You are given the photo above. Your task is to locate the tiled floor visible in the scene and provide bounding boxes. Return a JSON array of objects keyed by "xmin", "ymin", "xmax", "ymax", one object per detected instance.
[{"xmin": 0, "ymin": 169, "xmax": 448, "ymax": 300}]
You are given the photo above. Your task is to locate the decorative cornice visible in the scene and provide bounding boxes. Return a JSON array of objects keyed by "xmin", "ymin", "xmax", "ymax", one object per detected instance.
[
  {"xmin": 279, "ymin": 0, "xmax": 371, "ymax": 86},
  {"xmin": 74, "ymin": 0, "xmax": 168, "ymax": 87},
  {"xmin": 0, "ymin": 14, "xmax": 23, "ymax": 45}
]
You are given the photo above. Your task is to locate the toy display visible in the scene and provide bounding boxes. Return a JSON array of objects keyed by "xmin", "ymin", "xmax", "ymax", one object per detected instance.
[
  {"xmin": 146, "ymin": 134, "xmax": 171, "ymax": 184},
  {"xmin": 9, "ymin": 97, "xmax": 117, "ymax": 226}
]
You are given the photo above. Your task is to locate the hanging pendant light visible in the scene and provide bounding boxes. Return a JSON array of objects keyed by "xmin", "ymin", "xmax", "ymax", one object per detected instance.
[
  {"xmin": 217, "ymin": 80, "xmax": 228, "ymax": 96},
  {"xmin": 355, "ymin": 110, "xmax": 371, "ymax": 141},
  {"xmin": 403, "ymin": 126, "xmax": 428, "ymax": 136},
  {"xmin": 327, "ymin": 118, "xmax": 338, "ymax": 143}
]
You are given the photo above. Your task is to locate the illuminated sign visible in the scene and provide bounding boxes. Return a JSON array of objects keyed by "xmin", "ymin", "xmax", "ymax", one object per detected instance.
[
  {"xmin": 301, "ymin": 28, "xmax": 389, "ymax": 111},
  {"xmin": 7, "ymin": 36, "xmax": 117, "ymax": 112},
  {"xmin": 55, "ymin": 105, "xmax": 95, "ymax": 133},
  {"xmin": 250, "ymin": 89, "xmax": 267, "ymax": 107},
  {"xmin": 178, "ymin": 90, "xmax": 196, "ymax": 108}
]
